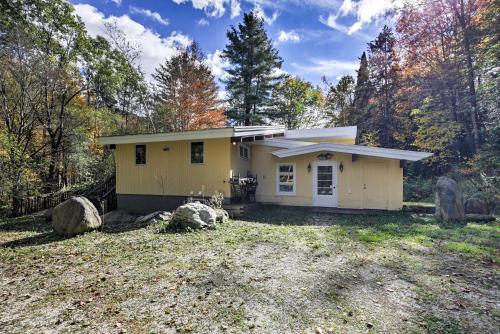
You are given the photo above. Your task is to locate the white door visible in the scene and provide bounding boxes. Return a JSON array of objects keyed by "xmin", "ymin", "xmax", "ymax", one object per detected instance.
[{"xmin": 312, "ymin": 161, "xmax": 338, "ymax": 207}]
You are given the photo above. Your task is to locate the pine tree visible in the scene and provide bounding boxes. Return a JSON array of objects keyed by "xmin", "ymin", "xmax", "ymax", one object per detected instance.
[
  {"xmin": 352, "ymin": 52, "xmax": 371, "ymax": 137},
  {"xmin": 222, "ymin": 12, "xmax": 283, "ymax": 125},
  {"xmin": 367, "ymin": 26, "xmax": 402, "ymax": 148},
  {"xmin": 152, "ymin": 42, "xmax": 225, "ymax": 132}
]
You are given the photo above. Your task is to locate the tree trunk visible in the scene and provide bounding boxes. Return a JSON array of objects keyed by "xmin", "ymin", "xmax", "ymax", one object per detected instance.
[{"xmin": 454, "ymin": 0, "xmax": 481, "ymax": 152}]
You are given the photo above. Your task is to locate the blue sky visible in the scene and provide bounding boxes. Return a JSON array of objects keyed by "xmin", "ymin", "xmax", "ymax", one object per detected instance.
[{"xmin": 70, "ymin": 0, "xmax": 401, "ymax": 87}]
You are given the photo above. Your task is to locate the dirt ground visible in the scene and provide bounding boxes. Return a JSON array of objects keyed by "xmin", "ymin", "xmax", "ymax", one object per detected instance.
[{"xmin": 0, "ymin": 206, "xmax": 498, "ymax": 333}]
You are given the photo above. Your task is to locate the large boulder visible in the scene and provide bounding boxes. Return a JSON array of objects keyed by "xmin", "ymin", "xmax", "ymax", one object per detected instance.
[
  {"xmin": 171, "ymin": 202, "xmax": 217, "ymax": 230},
  {"xmin": 464, "ymin": 197, "xmax": 488, "ymax": 215},
  {"xmin": 214, "ymin": 208, "xmax": 229, "ymax": 224},
  {"xmin": 435, "ymin": 176, "xmax": 465, "ymax": 221},
  {"xmin": 52, "ymin": 196, "xmax": 102, "ymax": 236}
]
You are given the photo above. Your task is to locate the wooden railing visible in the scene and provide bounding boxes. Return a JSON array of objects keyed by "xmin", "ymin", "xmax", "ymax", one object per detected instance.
[{"xmin": 11, "ymin": 175, "xmax": 116, "ymax": 217}]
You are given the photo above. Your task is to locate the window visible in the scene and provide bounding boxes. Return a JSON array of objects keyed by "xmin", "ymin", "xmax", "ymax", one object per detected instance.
[
  {"xmin": 190, "ymin": 142, "xmax": 204, "ymax": 164},
  {"xmin": 276, "ymin": 163, "xmax": 296, "ymax": 195},
  {"xmin": 239, "ymin": 144, "xmax": 250, "ymax": 160},
  {"xmin": 135, "ymin": 144, "xmax": 146, "ymax": 165}
]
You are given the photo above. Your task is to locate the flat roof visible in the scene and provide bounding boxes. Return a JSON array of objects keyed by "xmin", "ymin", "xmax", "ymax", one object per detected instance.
[
  {"xmin": 98, "ymin": 126, "xmax": 286, "ymax": 145},
  {"xmin": 272, "ymin": 142, "xmax": 433, "ymax": 161},
  {"xmin": 284, "ymin": 126, "xmax": 357, "ymax": 140}
]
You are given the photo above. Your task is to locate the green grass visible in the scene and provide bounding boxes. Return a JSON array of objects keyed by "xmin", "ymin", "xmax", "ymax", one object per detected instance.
[{"xmin": 0, "ymin": 206, "xmax": 498, "ymax": 333}]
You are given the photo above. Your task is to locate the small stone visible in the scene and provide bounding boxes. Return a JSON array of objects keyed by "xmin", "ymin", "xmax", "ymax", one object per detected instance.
[{"xmin": 315, "ymin": 327, "xmax": 324, "ymax": 334}]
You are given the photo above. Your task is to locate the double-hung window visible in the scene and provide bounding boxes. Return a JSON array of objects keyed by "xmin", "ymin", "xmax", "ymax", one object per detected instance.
[
  {"xmin": 135, "ymin": 144, "xmax": 146, "ymax": 165},
  {"xmin": 276, "ymin": 163, "xmax": 296, "ymax": 195},
  {"xmin": 191, "ymin": 142, "xmax": 204, "ymax": 164},
  {"xmin": 239, "ymin": 144, "xmax": 250, "ymax": 160}
]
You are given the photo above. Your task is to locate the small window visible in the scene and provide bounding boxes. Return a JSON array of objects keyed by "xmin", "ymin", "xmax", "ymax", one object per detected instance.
[
  {"xmin": 191, "ymin": 142, "xmax": 204, "ymax": 164},
  {"xmin": 239, "ymin": 144, "xmax": 250, "ymax": 160},
  {"xmin": 135, "ymin": 145, "xmax": 146, "ymax": 165},
  {"xmin": 276, "ymin": 163, "xmax": 296, "ymax": 195}
]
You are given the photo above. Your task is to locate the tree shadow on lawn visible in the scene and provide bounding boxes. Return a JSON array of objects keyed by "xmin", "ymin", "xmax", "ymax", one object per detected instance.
[
  {"xmin": 0, "ymin": 215, "xmax": 51, "ymax": 233},
  {"xmin": 0, "ymin": 214, "xmax": 149, "ymax": 248},
  {"xmin": 242, "ymin": 205, "xmax": 499, "ymax": 259},
  {"xmin": 1, "ymin": 231, "xmax": 69, "ymax": 248}
]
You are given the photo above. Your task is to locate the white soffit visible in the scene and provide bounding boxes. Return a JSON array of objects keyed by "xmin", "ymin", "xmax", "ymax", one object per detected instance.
[
  {"xmin": 272, "ymin": 143, "xmax": 433, "ymax": 161},
  {"xmin": 284, "ymin": 126, "xmax": 357, "ymax": 140}
]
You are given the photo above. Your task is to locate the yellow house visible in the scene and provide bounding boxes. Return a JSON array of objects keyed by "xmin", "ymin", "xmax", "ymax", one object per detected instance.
[{"xmin": 98, "ymin": 126, "xmax": 432, "ymax": 213}]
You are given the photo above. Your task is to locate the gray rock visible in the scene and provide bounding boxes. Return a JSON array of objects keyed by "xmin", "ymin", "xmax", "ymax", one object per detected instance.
[
  {"xmin": 435, "ymin": 176, "xmax": 465, "ymax": 221},
  {"xmin": 52, "ymin": 196, "xmax": 102, "ymax": 236},
  {"xmin": 102, "ymin": 210, "xmax": 137, "ymax": 224},
  {"xmin": 215, "ymin": 208, "xmax": 229, "ymax": 224},
  {"xmin": 135, "ymin": 211, "xmax": 172, "ymax": 225},
  {"xmin": 43, "ymin": 207, "xmax": 53, "ymax": 222},
  {"xmin": 465, "ymin": 214, "xmax": 496, "ymax": 222},
  {"xmin": 464, "ymin": 197, "xmax": 488, "ymax": 214},
  {"xmin": 171, "ymin": 202, "xmax": 217, "ymax": 230}
]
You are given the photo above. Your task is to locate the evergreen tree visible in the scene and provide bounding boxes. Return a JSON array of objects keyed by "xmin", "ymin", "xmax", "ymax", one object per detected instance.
[
  {"xmin": 352, "ymin": 52, "xmax": 371, "ymax": 138},
  {"xmin": 367, "ymin": 26, "xmax": 404, "ymax": 148},
  {"xmin": 222, "ymin": 12, "xmax": 283, "ymax": 125}
]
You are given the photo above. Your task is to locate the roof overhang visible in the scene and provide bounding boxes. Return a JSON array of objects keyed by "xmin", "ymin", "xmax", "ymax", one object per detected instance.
[
  {"xmin": 284, "ymin": 126, "xmax": 357, "ymax": 141},
  {"xmin": 254, "ymin": 138, "xmax": 317, "ymax": 149},
  {"xmin": 272, "ymin": 143, "xmax": 433, "ymax": 161},
  {"xmin": 98, "ymin": 126, "xmax": 285, "ymax": 145}
]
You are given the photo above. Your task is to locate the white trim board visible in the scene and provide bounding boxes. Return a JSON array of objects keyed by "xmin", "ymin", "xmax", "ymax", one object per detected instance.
[{"xmin": 272, "ymin": 143, "xmax": 433, "ymax": 161}]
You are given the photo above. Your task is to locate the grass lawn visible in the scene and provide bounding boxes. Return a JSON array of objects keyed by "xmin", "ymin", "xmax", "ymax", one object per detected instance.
[{"xmin": 0, "ymin": 206, "xmax": 499, "ymax": 333}]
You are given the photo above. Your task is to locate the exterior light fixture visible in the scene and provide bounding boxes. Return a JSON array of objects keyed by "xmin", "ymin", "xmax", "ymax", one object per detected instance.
[
  {"xmin": 307, "ymin": 162, "xmax": 311, "ymax": 173},
  {"xmin": 339, "ymin": 162, "xmax": 344, "ymax": 173}
]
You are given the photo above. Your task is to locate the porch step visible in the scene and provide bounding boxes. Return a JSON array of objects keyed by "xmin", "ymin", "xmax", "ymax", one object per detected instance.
[{"xmin": 223, "ymin": 203, "xmax": 261, "ymax": 218}]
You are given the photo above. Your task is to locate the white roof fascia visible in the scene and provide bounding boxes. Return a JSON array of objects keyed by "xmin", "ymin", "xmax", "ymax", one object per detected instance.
[
  {"xmin": 254, "ymin": 139, "xmax": 317, "ymax": 149},
  {"xmin": 272, "ymin": 143, "xmax": 433, "ymax": 161},
  {"xmin": 233, "ymin": 125, "xmax": 286, "ymax": 137},
  {"xmin": 99, "ymin": 127, "xmax": 235, "ymax": 145},
  {"xmin": 284, "ymin": 126, "xmax": 357, "ymax": 140}
]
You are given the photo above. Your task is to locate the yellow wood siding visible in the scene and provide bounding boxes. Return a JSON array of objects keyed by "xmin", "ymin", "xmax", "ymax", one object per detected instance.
[
  {"xmin": 250, "ymin": 145, "xmax": 403, "ymax": 210},
  {"xmin": 230, "ymin": 143, "xmax": 251, "ymax": 178},
  {"xmin": 115, "ymin": 138, "xmax": 231, "ymax": 197}
]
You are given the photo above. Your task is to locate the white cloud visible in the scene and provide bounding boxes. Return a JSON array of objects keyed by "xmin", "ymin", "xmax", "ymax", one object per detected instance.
[
  {"xmin": 129, "ymin": 6, "xmax": 169, "ymax": 26},
  {"xmin": 111, "ymin": 0, "xmax": 122, "ymax": 6},
  {"xmin": 292, "ymin": 59, "xmax": 358, "ymax": 77},
  {"xmin": 253, "ymin": 4, "xmax": 279, "ymax": 25},
  {"xmin": 197, "ymin": 18, "xmax": 210, "ymax": 26},
  {"xmin": 205, "ymin": 50, "xmax": 229, "ymax": 81},
  {"xmin": 230, "ymin": 0, "xmax": 241, "ymax": 18},
  {"xmin": 172, "ymin": 0, "xmax": 241, "ymax": 18},
  {"xmin": 277, "ymin": 30, "xmax": 300, "ymax": 43},
  {"xmin": 321, "ymin": 0, "xmax": 402, "ymax": 35},
  {"xmin": 74, "ymin": 4, "xmax": 192, "ymax": 81}
]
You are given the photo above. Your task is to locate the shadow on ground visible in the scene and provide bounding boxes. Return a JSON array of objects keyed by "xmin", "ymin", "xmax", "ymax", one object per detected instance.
[{"xmin": 0, "ymin": 214, "xmax": 150, "ymax": 248}]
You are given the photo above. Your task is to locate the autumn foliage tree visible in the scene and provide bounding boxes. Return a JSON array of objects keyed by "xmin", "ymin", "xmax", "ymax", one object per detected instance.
[{"xmin": 153, "ymin": 42, "xmax": 226, "ymax": 132}]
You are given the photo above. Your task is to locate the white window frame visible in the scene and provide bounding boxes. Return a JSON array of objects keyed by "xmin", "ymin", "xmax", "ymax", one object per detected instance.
[
  {"xmin": 190, "ymin": 141, "xmax": 204, "ymax": 165},
  {"xmin": 276, "ymin": 162, "xmax": 296, "ymax": 196},
  {"xmin": 239, "ymin": 144, "xmax": 250, "ymax": 160}
]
